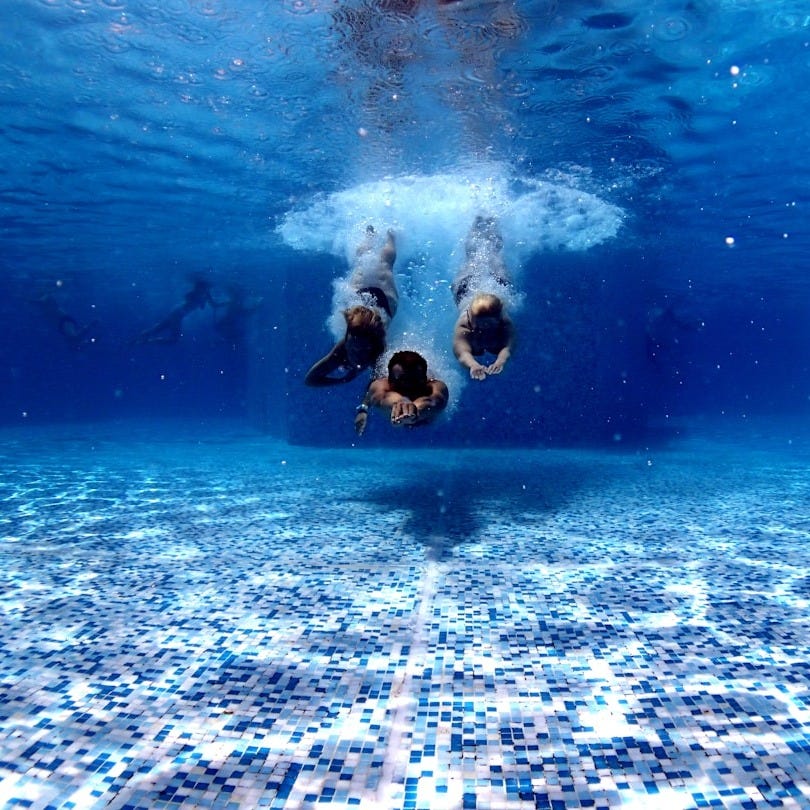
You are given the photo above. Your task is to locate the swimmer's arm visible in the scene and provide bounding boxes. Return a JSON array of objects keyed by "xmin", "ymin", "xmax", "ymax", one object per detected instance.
[
  {"xmin": 304, "ymin": 341, "xmax": 359, "ymax": 386},
  {"xmin": 452, "ymin": 316, "xmax": 469, "ymax": 356},
  {"xmin": 453, "ymin": 324, "xmax": 487, "ymax": 379},
  {"xmin": 371, "ymin": 380, "xmax": 409, "ymax": 410},
  {"xmin": 368, "ymin": 379, "xmax": 446, "ymax": 425},
  {"xmin": 354, "ymin": 386, "xmax": 374, "ymax": 436},
  {"xmin": 488, "ymin": 319, "xmax": 515, "ymax": 374},
  {"xmin": 452, "ymin": 324, "xmax": 478, "ymax": 367},
  {"xmin": 369, "ymin": 380, "xmax": 418, "ymax": 426},
  {"xmin": 453, "ymin": 336, "xmax": 474, "ymax": 367},
  {"xmin": 412, "ymin": 380, "xmax": 449, "ymax": 424}
]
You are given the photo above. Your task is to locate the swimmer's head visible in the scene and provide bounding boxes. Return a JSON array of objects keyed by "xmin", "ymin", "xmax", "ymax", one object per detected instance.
[
  {"xmin": 470, "ymin": 293, "xmax": 503, "ymax": 317},
  {"xmin": 469, "ymin": 293, "xmax": 505, "ymax": 328},
  {"xmin": 388, "ymin": 350, "xmax": 428, "ymax": 388},
  {"xmin": 344, "ymin": 305, "xmax": 385, "ymax": 368},
  {"xmin": 186, "ymin": 277, "xmax": 213, "ymax": 308}
]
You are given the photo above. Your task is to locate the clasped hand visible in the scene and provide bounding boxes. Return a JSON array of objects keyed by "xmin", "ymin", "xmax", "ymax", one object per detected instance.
[
  {"xmin": 470, "ymin": 360, "xmax": 505, "ymax": 380},
  {"xmin": 390, "ymin": 399, "xmax": 418, "ymax": 426}
]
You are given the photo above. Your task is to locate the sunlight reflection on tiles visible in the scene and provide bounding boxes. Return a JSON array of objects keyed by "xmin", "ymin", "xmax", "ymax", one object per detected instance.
[{"xmin": 0, "ymin": 429, "xmax": 809, "ymax": 809}]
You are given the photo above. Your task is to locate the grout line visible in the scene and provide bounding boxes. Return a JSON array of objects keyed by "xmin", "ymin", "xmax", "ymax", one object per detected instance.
[{"xmin": 375, "ymin": 555, "xmax": 440, "ymax": 808}]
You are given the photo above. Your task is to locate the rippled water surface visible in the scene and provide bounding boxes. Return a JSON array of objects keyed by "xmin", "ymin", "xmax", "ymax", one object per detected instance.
[
  {"xmin": 1, "ymin": 0, "xmax": 809, "ymax": 429},
  {"xmin": 3, "ymin": 1, "xmax": 808, "ymax": 283}
]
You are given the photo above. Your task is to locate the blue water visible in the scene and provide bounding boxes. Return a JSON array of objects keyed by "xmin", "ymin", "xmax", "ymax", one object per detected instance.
[
  {"xmin": 2, "ymin": 0, "xmax": 808, "ymax": 439},
  {"xmin": 2, "ymin": 3, "xmax": 810, "ymax": 809}
]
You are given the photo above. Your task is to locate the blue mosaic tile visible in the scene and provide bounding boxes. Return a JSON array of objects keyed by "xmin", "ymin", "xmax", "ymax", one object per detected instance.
[{"xmin": 0, "ymin": 427, "xmax": 809, "ymax": 808}]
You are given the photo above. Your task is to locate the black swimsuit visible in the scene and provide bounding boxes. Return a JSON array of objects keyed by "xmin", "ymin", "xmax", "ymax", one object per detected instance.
[
  {"xmin": 453, "ymin": 275, "xmax": 513, "ymax": 308},
  {"xmin": 356, "ymin": 286, "xmax": 393, "ymax": 318}
]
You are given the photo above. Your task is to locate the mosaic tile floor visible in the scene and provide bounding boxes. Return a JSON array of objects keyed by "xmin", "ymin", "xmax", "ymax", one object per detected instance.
[{"xmin": 0, "ymin": 420, "xmax": 808, "ymax": 810}]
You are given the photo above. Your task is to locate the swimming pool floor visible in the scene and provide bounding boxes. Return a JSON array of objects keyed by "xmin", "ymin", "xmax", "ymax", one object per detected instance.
[{"xmin": 0, "ymin": 422, "xmax": 808, "ymax": 809}]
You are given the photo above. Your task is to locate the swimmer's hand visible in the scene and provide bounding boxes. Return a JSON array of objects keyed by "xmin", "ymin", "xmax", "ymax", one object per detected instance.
[
  {"xmin": 354, "ymin": 410, "xmax": 368, "ymax": 436},
  {"xmin": 469, "ymin": 362, "xmax": 487, "ymax": 381},
  {"xmin": 390, "ymin": 400, "xmax": 418, "ymax": 426},
  {"xmin": 486, "ymin": 350, "xmax": 510, "ymax": 376}
]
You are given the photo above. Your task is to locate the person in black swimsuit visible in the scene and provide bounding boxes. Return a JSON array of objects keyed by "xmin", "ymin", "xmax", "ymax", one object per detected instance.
[
  {"xmin": 452, "ymin": 293, "xmax": 514, "ymax": 380},
  {"xmin": 451, "ymin": 216, "xmax": 515, "ymax": 380},
  {"xmin": 305, "ymin": 227, "xmax": 399, "ymax": 386}
]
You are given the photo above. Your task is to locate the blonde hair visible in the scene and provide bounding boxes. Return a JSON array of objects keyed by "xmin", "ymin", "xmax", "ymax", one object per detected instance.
[
  {"xmin": 469, "ymin": 293, "xmax": 503, "ymax": 318},
  {"xmin": 344, "ymin": 305, "xmax": 386, "ymax": 356}
]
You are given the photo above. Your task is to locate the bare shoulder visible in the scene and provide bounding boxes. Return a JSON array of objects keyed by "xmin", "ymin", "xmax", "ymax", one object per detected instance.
[
  {"xmin": 368, "ymin": 377, "xmax": 391, "ymax": 402},
  {"xmin": 453, "ymin": 310, "xmax": 471, "ymax": 329},
  {"xmin": 429, "ymin": 378, "xmax": 450, "ymax": 403},
  {"xmin": 453, "ymin": 315, "xmax": 472, "ymax": 343}
]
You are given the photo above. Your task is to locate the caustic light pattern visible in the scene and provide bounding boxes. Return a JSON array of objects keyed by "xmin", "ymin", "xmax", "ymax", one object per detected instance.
[{"xmin": 0, "ymin": 430, "xmax": 808, "ymax": 809}]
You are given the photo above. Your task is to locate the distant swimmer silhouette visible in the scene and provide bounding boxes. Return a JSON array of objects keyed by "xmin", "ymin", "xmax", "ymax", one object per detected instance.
[
  {"xmin": 354, "ymin": 350, "xmax": 448, "ymax": 435},
  {"xmin": 305, "ymin": 226, "xmax": 399, "ymax": 386},
  {"xmin": 32, "ymin": 293, "xmax": 99, "ymax": 350},
  {"xmin": 213, "ymin": 285, "xmax": 263, "ymax": 349},
  {"xmin": 133, "ymin": 277, "xmax": 216, "ymax": 346},
  {"xmin": 451, "ymin": 216, "xmax": 515, "ymax": 380}
]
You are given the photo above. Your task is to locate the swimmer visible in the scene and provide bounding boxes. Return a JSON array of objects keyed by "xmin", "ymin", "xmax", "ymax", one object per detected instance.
[
  {"xmin": 32, "ymin": 293, "xmax": 98, "ymax": 350},
  {"xmin": 451, "ymin": 216, "xmax": 515, "ymax": 380},
  {"xmin": 355, "ymin": 350, "xmax": 448, "ymax": 435},
  {"xmin": 305, "ymin": 227, "xmax": 399, "ymax": 386},
  {"xmin": 132, "ymin": 277, "xmax": 216, "ymax": 346}
]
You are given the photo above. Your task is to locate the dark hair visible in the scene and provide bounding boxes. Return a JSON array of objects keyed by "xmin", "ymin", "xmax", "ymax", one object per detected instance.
[{"xmin": 388, "ymin": 350, "xmax": 427, "ymax": 377}]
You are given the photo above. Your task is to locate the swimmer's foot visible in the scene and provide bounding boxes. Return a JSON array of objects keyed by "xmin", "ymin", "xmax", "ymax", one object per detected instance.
[{"xmin": 357, "ymin": 224, "xmax": 376, "ymax": 256}]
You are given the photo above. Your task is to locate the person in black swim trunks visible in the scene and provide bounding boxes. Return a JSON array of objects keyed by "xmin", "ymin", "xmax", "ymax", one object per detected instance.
[
  {"xmin": 132, "ymin": 276, "xmax": 216, "ymax": 346},
  {"xmin": 354, "ymin": 350, "xmax": 448, "ymax": 435},
  {"xmin": 32, "ymin": 293, "xmax": 99, "ymax": 350},
  {"xmin": 305, "ymin": 227, "xmax": 399, "ymax": 386},
  {"xmin": 451, "ymin": 216, "xmax": 515, "ymax": 380}
]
